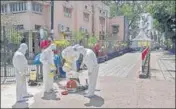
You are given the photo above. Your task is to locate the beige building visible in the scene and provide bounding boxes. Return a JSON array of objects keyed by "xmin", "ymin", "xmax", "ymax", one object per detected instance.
[
  {"xmin": 107, "ymin": 16, "xmax": 129, "ymax": 41},
  {"xmin": 54, "ymin": 1, "xmax": 110, "ymax": 40},
  {"xmin": 1, "ymin": 1, "xmax": 128, "ymax": 57}
]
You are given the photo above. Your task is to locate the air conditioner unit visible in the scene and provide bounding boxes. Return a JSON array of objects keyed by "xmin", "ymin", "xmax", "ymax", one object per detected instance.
[
  {"xmin": 80, "ymin": 26, "xmax": 84, "ymax": 32},
  {"xmin": 58, "ymin": 24, "xmax": 65, "ymax": 32}
]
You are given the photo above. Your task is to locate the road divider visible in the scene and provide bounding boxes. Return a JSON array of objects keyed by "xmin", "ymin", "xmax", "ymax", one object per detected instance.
[{"xmin": 139, "ymin": 47, "xmax": 150, "ymax": 78}]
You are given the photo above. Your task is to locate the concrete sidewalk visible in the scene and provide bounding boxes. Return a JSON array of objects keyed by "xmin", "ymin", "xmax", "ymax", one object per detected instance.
[{"xmin": 150, "ymin": 51, "xmax": 175, "ymax": 81}]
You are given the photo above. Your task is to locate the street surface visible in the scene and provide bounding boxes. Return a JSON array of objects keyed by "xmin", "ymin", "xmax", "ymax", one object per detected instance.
[
  {"xmin": 150, "ymin": 51, "xmax": 175, "ymax": 81},
  {"xmin": 1, "ymin": 51, "xmax": 175, "ymax": 108}
]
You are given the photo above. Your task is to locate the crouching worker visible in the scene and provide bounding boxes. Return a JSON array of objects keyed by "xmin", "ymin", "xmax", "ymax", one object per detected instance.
[
  {"xmin": 76, "ymin": 46, "xmax": 99, "ymax": 98},
  {"xmin": 12, "ymin": 43, "xmax": 33, "ymax": 103}
]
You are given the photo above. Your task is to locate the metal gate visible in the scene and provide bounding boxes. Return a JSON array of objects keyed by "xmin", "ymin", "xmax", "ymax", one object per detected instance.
[{"xmin": 0, "ymin": 26, "xmax": 36, "ymax": 83}]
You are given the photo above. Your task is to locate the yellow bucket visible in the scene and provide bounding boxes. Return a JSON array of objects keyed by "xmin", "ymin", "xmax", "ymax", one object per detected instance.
[{"xmin": 30, "ymin": 70, "xmax": 37, "ymax": 81}]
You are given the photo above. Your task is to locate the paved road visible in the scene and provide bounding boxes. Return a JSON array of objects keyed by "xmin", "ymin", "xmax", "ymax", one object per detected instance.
[
  {"xmin": 99, "ymin": 52, "xmax": 140, "ymax": 77},
  {"xmin": 78, "ymin": 52, "xmax": 140, "ymax": 78}
]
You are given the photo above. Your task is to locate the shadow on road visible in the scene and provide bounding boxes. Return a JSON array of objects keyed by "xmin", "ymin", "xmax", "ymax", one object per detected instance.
[
  {"xmin": 84, "ymin": 95, "xmax": 104, "ymax": 107},
  {"xmin": 41, "ymin": 91, "xmax": 60, "ymax": 101},
  {"xmin": 12, "ymin": 102, "xmax": 29, "ymax": 108},
  {"xmin": 167, "ymin": 70, "xmax": 176, "ymax": 73}
]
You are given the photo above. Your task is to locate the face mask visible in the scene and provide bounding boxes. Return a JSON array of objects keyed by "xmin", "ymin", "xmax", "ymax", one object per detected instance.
[{"xmin": 51, "ymin": 44, "xmax": 56, "ymax": 50}]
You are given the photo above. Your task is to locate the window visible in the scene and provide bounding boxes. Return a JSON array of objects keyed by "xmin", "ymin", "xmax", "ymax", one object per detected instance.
[
  {"xmin": 79, "ymin": 27, "xmax": 83, "ymax": 31},
  {"xmin": 99, "ymin": 31, "xmax": 101, "ymax": 34},
  {"xmin": 9, "ymin": 2, "xmax": 27, "ymax": 13},
  {"xmin": 63, "ymin": 7, "xmax": 71, "ymax": 17},
  {"xmin": 99, "ymin": 17, "xmax": 105, "ymax": 25},
  {"xmin": 106, "ymin": 11, "xmax": 108, "ymax": 17},
  {"xmin": 85, "ymin": 5, "xmax": 87, "ymax": 9},
  {"xmin": 112, "ymin": 25, "xmax": 119, "ymax": 34},
  {"xmin": 103, "ymin": 11, "xmax": 105, "ymax": 15},
  {"xmin": 35, "ymin": 25, "xmax": 41, "ymax": 30},
  {"xmin": 1, "ymin": 26, "xmax": 5, "ymax": 41},
  {"xmin": 32, "ymin": 2, "xmax": 43, "ymax": 13},
  {"xmin": 100, "ymin": 10, "xmax": 102, "ymax": 13},
  {"xmin": 83, "ymin": 13, "xmax": 89, "ymax": 22},
  {"xmin": 1, "ymin": 4, "xmax": 7, "ymax": 14},
  {"xmin": 14, "ymin": 25, "xmax": 24, "ymax": 30}
]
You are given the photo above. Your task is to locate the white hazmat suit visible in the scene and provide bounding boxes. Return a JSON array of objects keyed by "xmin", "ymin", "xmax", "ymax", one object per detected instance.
[
  {"xmin": 77, "ymin": 46, "xmax": 99, "ymax": 97},
  {"xmin": 12, "ymin": 43, "xmax": 32, "ymax": 102},
  {"xmin": 62, "ymin": 45, "xmax": 80, "ymax": 79},
  {"xmin": 40, "ymin": 44, "xmax": 56, "ymax": 95}
]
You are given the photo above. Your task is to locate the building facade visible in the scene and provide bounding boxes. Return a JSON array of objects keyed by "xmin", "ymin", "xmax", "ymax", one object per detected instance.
[
  {"xmin": 1, "ymin": 1, "xmax": 128, "ymax": 57},
  {"xmin": 107, "ymin": 16, "xmax": 129, "ymax": 41}
]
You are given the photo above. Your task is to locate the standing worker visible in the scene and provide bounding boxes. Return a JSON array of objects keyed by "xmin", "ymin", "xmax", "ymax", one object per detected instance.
[
  {"xmin": 12, "ymin": 43, "xmax": 33, "ymax": 103},
  {"xmin": 40, "ymin": 40, "xmax": 56, "ymax": 97},
  {"xmin": 76, "ymin": 46, "xmax": 99, "ymax": 98}
]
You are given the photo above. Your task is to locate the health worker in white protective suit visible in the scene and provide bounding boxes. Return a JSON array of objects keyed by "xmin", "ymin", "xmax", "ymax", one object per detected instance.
[
  {"xmin": 76, "ymin": 46, "xmax": 99, "ymax": 97},
  {"xmin": 40, "ymin": 43, "xmax": 56, "ymax": 96},
  {"xmin": 12, "ymin": 43, "xmax": 33, "ymax": 103},
  {"xmin": 62, "ymin": 45, "xmax": 80, "ymax": 78}
]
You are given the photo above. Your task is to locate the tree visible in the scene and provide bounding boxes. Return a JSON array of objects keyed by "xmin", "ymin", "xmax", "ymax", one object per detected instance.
[
  {"xmin": 10, "ymin": 30, "xmax": 23, "ymax": 44},
  {"xmin": 1, "ymin": 14, "xmax": 21, "ymax": 44},
  {"xmin": 88, "ymin": 35, "xmax": 98, "ymax": 47},
  {"xmin": 144, "ymin": 1, "xmax": 175, "ymax": 50},
  {"xmin": 144, "ymin": 1, "xmax": 176, "ymax": 40},
  {"xmin": 110, "ymin": 1, "xmax": 146, "ymax": 38},
  {"xmin": 72, "ymin": 31, "xmax": 84, "ymax": 43}
]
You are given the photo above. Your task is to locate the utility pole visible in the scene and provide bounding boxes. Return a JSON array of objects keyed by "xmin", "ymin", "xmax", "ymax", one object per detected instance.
[
  {"xmin": 92, "ymin": 2, "xmax": 95, "ymax": 36},
  {"xmin": 50, "ymin": 0, "xmax": 54, "ymax": 41}
]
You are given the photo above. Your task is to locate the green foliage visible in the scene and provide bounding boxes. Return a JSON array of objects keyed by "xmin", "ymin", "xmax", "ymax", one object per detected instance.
[
  {"xmin": 88, "ymin": 36, "xmax": 98, "ymax": 47},
  {"xmin": 109, "ymin": 1, "xmax": 175, "ymax": 41},
  {"xmin": 109, "ymin": 1, "xmax": 144, "ymax": 37},
  {"xmin": 110, "ymin": 3, "xmax": 117, "ymax": 17},
  {"xmin": 72, "ymin": 31, "xmax": 84, "ymax": 42},
  {"xmin": 7, "ymin": 30, "xmax": 22, "ymax": 44},
  {"xmin": 119, "ymin": 4, "xmax": 133, "ymax": 19},
  {"xmin": 144, "ymin": 1, "xmax": 175, "ymax": 40}
]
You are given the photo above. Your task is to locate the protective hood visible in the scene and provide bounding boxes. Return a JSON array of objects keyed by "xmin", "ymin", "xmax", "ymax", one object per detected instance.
[
  {"xmin": 62, "ymin": 46, "xmax": 73, "ymax": 58},
  {"xmin": 18, "ymin": 43, "xmax": 28, "ymax": 55},
  {"xmin": 72, "ymin": 44, "xmax": 80, "ymax": 51},
  {"xmin": 77, "ymin": 46, "xmax": 86, "ymax": 56}
]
